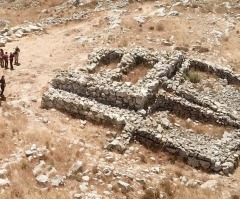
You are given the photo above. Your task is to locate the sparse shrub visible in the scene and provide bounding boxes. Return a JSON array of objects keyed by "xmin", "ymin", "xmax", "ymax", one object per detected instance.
[
  {"xmin": 156, "ymin": 23, "xmax": 164, "ymax": 31},
  {"xmin": 141, "ymin": 188, "xmax": 160, "ymax": 199},
  {"xmin": 82, "ymin": 0, "xmax": 98, "ymax": 9},
  {"xmin": 197, "ymin": 85, "xmax": 204, "ymax": 92},
  {"xmin": 92, "ymin": 165, "xmax": 99, "ymax": 175},
  {"xmin": 20, "ymin": 160, "xmax": 29, "ymax": 170},
  {"xmin": 112, "ymin": 182, "xmax": 119, "ymax": 193},
  {"xmin": 200, "ymin": 3, "xmax": 214, "ymax": 13},
  {"xmin": 191, "ymin": 3, "xmax": 200, "ymax": 9},
  {"xmin": 149, "ymin": 26, "xmax": 155, "ymax": 31},
  {"xmin": 22, "ymin": 0, "xmax": 32, "ymax": 8},
  {"xmin": 10, "ymin": 185, "xmax": 24, "ymax": 198},
  {"xmin": 139, "ymin": 153, "xmax": 148, "ymax": 164},
  {"xmin": 187, "ymin": 69, "xmax": 201, "ymax": 83},
  {"xmin": 168, "ymin": 115, "xmax": 176, "ymax": 124},
  {"xmin": 74, "ymin": 173, "xmax": 82, "ymax": 182},
  {"xmin": 205, "ymin": 82, "xmax": 214, "ymax": 89},
  {"xmin": 231, "ymin": 195, "xmax": 240, "ymax": 199},
  {"xmin": 160, "ymin": 180, "xmax": 175, "ymax": 198},
  {"xmin": 118, "ymin": 38, "xmax": 128, "ymax": 47},
  {"xmin": 0, "ymin": 132, "xmax": 6, "ymax": 138},
  {"xmin": 45, "ymin": 140, "xmax": 50, "ymax": 149},
  {"xmin": 221, "ymin": 34, "xmax": 229, "ymax": 42},
  {"xmin": 215, "ymin": 5, "xmax": 228, "ymax": 14},
  {"xmin": 175, "ymin": 170, "xmax": 183, "ymax": 178}
]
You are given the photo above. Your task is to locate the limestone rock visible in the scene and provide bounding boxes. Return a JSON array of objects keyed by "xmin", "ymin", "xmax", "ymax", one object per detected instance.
[
  {"xmin": 200, "ymin": 180, "xmax": 218, "ymax": 190},
  {"xmin": 0, "ymin": 168, "xmax": 8, "ymax": 178},
  {"xmin": 36, "ymin": 174, "xmax": 49, "ymax": 186},
  {"xmin": 117, "ymin": 180, "xmax": 132, "ymax": 192},
  {"xmin": 50, "ymin": 175, "xmax": 65, "ymax": 187},
  {"xmin": 79, "ymin": 183, "xmax": 88, "ymax": 192},
  {"xmin": 0, "ymin": 178, "xmax": 10, "ymax": 186},
  {"xmin": 69, "ymin": 160, "xmax": 83, "ymax": 175}
]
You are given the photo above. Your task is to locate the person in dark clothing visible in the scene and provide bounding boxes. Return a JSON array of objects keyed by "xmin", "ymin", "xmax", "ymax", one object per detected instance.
[
  {"xmin": 9, "ymin": 52, "xmax": 14, "ymax": 70},
  {"xmin": 0, "ymin": 76, "xmax": 6, "ymax": 96},
  {"xmin": 3, "ymin": 52, "xmax": 8, "ymax": 69}
]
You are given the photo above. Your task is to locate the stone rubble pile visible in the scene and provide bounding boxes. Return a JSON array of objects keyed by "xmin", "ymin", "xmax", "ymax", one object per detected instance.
[
  {"xmin": 0, "ymin": 168, "xmax": 10, "ymax": 187},
  {"xmin": 34, "ymin": 160, "xmax": 66, "ymax": 187},
  {"xmin": 42, "ymin": 48, "xmax": 240, "ymax": 174}
]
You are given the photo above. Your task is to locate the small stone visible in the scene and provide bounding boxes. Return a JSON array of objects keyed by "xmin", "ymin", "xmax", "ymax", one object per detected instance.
[
  {"xmin": 25, "ymin": 150, "xmax": 34, "ymax": 157},
  {"xmin": 161, "ymin": 118, "xmax": 170, "ymax": 129},
  {"xmin": 107, "ymin": 184, "xmax": 113, "ymax": 191},
  {"xmin": 36, "ymin": 174, "xmax": 49, "ymax": 186},
  {"xmin": 50, "ymin": 175, "xmax": 65, "ymax": 187},
  {"xmin": 69, "ymin": 160, "xmax": 83, "ymax": 175},
  {"xmin": 200, "ymin": 180, "xmax": 218, "ymax": 190},
  {"xmin": 82, "ymin": 175, "xmax": 90, "ymax": 182},
  {"xmin": 0, "ymin": 168, "xmax": 8, "ymax": 178},
  {"xmin": 74, "ymin": 193, "xmax": 82, "ymax": 198},
  {"xmin": 79, "ymin": 183, "xmax": 88, "ymax": 192},
  {"xmin": 0, "ymin": 178, "xmax": 10, "ymax": 186},
  {"xmin": 43, "ymin": 118, "xmax": 48, "ymax": 123},
  {"xmin": 117, "ymin": 180, "xmax": 132, "ymax": 192},
  {"xmin": 31, "ymin": 144, "xmax": 37, "ymax": 151}
]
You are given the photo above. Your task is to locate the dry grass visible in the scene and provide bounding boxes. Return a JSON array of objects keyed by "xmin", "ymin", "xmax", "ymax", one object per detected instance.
[
  {"xmin": 141, "ymin": 180, "xmax": 223, "ymax": 199},
  {"xmin": 95, "ymin": 63, "xmax": 117, "ymax": 72},
  {"xmin": 0, "ymin": 105, "xmax": 28, "ymax": 157},
  {"xmin": 81, "ymin": 0, "xmax": 98, "ymax": 10},
  {"xmin": 122, "ymin": 64, "xmax": 149, "ymax": 84},
  {"xmin": 118, "ymin": 38, "xmax": 128, "ymax": 47},
  {"xmin": 177, "ymin": 117, "xmax": 231, "ymax": 138},
  {"xmin": 230, "ymin": 61, "xmax": 240, "ymax": 73}
]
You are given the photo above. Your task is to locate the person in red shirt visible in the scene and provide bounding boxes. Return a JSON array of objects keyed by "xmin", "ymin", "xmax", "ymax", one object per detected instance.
[
  {"xmin": 9, "ymin": 52, "xmax": 14, "ymax": 70},
  {"xmin": 0, "ymin": 49, "xmax": 4, "ymax": 68},
  {"xmin": 3, "ymin": 52, "xmax": 8, "ymax": 69}
]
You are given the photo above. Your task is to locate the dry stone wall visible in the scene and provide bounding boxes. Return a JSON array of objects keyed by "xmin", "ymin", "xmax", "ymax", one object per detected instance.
[{"xmin": 42, "ymin": 48, "xmax": 240, "ymax": 174}]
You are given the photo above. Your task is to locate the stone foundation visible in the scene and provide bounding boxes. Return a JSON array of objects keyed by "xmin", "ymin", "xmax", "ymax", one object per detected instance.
[{"xmin": 42, "ymin": 48, "xmax": 240, "ymax": 174}]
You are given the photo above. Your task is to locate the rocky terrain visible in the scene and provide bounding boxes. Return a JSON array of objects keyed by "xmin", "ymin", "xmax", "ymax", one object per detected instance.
[{"xmin": 0, "ymin": 0, "xmax": 240, "ymax": 199}]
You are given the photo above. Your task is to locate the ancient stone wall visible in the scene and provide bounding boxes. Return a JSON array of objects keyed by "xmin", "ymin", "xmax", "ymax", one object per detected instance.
[{"xmin": 42, "ymin": 48, "xmax": 240, "ymax": 174}]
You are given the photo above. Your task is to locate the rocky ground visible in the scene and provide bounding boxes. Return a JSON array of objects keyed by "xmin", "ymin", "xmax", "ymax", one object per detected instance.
[{"xmin": 0, "ymin": 0, "xmax": 240, "ymax": 198}]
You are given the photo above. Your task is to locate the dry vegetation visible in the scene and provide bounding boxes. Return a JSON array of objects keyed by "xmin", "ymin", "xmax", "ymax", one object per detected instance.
[
  {"xmin": 95, "ymin": 63, "xmax": 118, "ymax": 72},
  {"xmin": 168, "ymin": 114, "xmax": 232, "ymax": 138},
  {"xmin": 141, "ymin": 180, "xmax": 224, "ymax": 199},
  {"xmin": 122, "ymin": 65, "xmax": 150, "ymax": 84}
]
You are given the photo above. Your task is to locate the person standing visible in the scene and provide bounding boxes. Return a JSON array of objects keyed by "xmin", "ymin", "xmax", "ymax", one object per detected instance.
[
  {"xmin": 0, "ymin": 49, "xmax": 4, "ymax": 68},
  {"xmin": 0, "ymin": 76, "xmax": 6, "ymax": 96},
  {"xmin": 9, "ymin": 52, "xmax": 14, "ymax": 70},
  {"xmin": 3, "ymin": 52, "xmax": 8, "ymax": 69},
  {"xmin": 14, "ymin": 46, "xmax": 20, "ymax": 64}
]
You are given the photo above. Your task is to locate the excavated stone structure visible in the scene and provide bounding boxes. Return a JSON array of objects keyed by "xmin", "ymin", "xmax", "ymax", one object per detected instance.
[{"xmin": 42, "ymin": 48, "xmax": 240, "ymax": 174}]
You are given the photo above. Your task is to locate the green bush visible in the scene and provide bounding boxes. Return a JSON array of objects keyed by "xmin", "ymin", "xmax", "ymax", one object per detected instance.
[{"xmin": 187, "ymin": 69, "xmax": 201, "ymax": 83}]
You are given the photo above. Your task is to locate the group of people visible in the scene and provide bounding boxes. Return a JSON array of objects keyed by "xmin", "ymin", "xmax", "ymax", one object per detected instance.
[
  {"xmin": 0, "ymin": 46, "xmax": 20, "ymax": 70},
  {"xmin": 0, "ymin": 46, "xmax": 20, "ymax": 97}
]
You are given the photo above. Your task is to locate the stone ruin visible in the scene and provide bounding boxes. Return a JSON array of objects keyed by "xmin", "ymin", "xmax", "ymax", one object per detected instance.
[{"xmin": 41, "ymin": 47, "xmax": 240, "ymax": 175}]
